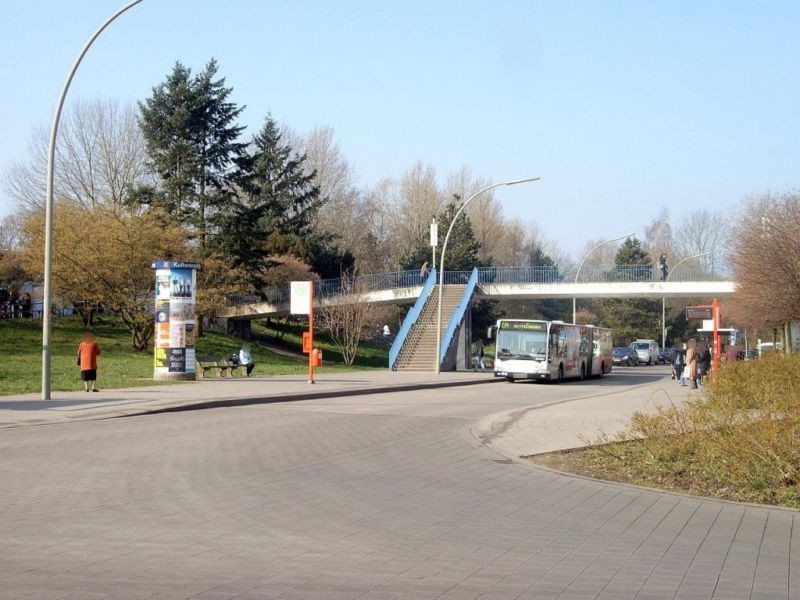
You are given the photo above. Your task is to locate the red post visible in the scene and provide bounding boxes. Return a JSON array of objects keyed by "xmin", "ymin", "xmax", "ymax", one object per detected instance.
[
  {"xmin": 712, "ymin": 297, "xmax": 720, "ymax": 378},
  {"xmin": 308, "ymin": 283, "xmax": 315, "ymax": 384}
]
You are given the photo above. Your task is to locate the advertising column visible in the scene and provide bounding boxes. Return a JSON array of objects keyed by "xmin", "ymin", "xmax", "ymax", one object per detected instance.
[{"xmin": 152, "ymin": 261, "xmax": 202, "ymax": 381}]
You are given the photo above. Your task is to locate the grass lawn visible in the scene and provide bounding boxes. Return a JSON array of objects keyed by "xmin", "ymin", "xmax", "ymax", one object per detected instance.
[{"xmin": 0, "ymin": 315, "xmax": 389, "ymax": 396}]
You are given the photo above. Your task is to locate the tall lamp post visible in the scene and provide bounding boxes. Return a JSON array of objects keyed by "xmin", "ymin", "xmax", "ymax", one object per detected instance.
[
  {"xmin": 572, "ymin": 233, "xmax": 633, "ymax": 323},
  {"xmin": 661, "ymin": 251, "xmax": 711, "ymax": 348},
  {"xmin": 41, "ymin": 0, "xmax": 145, "ymax": 400},
  {"xmin": 435, "ymin": 177, "xmax": 540, "ymax": 374}
]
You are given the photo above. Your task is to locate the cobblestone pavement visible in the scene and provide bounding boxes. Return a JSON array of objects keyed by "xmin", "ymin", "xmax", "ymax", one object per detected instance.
[{"xmin": 0, "ymin": 369, "xmax": 796, "ymax": 599}]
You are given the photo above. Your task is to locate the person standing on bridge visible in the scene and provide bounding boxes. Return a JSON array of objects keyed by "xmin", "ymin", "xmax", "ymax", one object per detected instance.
[
  {"xmin": 420, "ymin": 261, "xmax": 429, "ymax": 280},
  {"xmin": 658, "ymin": 253, "xmax": 668, "ymax": 281}
]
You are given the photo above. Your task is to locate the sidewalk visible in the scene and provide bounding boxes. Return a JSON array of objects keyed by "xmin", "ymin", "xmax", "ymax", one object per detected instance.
[
  {"xmin": 473, "ymin": 374, "xmax": 691, "ymax": 459},
  {"xmin": 0, "ymin": 370, "xmax": 500, "ymax": 429}
]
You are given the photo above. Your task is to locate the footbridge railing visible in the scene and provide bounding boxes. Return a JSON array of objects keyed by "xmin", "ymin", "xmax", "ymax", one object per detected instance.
[{"xmin": 226, "ymin": 264, "xmax": 728, "ymax": 309}]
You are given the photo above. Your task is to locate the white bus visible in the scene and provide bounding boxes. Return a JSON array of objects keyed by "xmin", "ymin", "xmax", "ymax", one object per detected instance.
[{"xmin": 492, "ymin": 319, "xmax": 613, "ymax": 383}]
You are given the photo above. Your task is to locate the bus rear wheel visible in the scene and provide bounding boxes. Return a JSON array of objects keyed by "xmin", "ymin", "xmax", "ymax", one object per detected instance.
[{"xmin": 506, "ymin": 376, "xmax": 515, "ymax": 383}]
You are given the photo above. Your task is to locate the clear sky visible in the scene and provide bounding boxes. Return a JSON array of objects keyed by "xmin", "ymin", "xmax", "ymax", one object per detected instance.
[{"xmin": 1, "ymin": 0, "xmax": 798, "ymax": 258}]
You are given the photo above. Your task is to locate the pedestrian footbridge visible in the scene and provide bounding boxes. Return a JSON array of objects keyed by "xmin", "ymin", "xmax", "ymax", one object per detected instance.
[{"xmin": 223, "ymin": 266, "xmax": 734, "ymax": 373}]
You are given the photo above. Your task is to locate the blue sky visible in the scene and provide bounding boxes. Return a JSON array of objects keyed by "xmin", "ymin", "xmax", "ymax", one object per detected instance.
[{"xmin": 1, "ymin": 0, "xmax": 798, "ymax": 257}]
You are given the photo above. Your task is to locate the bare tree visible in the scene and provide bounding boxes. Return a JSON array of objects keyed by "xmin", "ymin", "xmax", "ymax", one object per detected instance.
[
  {"xmin": 4, "ymin": 98, "xmax": 151, "ymax": 213},
  {"xmin": 673, "ymin": 209, "xmax": 731, "ymax": 274},
  {"xmin": 0, "ymin": 213, "xmax": 23, "ymax": 251},
  {"xmin": 575, "ymin": 238, "xmax": 621, "ymax": 275},
  {"xmin": 386, "ymin": 162, "xmax": 443, "ymax": 251},
  {"xmin": 444, "ymin": 167, "xmax": 503, "ymax": 263},
  {"xmin": 643, "ymin": 207, "xmax": 674, "ymax": 260},
  {"xmin": 317, "ymin": 273, "xmax": 382, "ymax": 365},
  {"xmin": 729, "ymin": 192, "xmax": 800, "ymax": 330}
]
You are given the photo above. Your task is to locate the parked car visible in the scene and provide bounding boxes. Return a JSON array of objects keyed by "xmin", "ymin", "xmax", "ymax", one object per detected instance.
[
  {"xmin": 657, "ymin": 347, "xmax": 671, "ymax": 364},
  {"xmin": 742, "ymin": 349, "xmax": 758, "ymax": 361},
  {"xmin": 630, "ymin": 339, "xmax": 660, "ymax": 365},
  {"xmin": 613, "ymin": 347, "xmax": 640, "ymax": 366}
]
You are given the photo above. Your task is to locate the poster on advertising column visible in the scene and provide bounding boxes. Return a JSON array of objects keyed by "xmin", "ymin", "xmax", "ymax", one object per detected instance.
[{"xmin": 152, "ymin": 261, "xmax": 201, "ymax": 380}]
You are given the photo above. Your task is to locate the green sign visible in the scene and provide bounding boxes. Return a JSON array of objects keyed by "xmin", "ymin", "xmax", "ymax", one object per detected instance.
[{"xmin": 500, "ymin": 321, "xmax": 546, "ymax": 331}]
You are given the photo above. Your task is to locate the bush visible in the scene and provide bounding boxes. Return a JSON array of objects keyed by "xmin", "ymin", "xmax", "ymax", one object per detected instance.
[{"xmin": 612, "ymin": 353, "xmax": 800, "ymax": 507}]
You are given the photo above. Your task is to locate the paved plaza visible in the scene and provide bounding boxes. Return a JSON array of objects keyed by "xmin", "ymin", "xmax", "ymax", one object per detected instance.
[{"xmin": 0, "ymin": 368, "xmax": 796, "ymax": 599}]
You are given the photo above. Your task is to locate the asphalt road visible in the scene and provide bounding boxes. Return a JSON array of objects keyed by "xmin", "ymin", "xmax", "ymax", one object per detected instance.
[{"xmin": 0, "ymin": 366, "xmax": 796, "ymax": 599}]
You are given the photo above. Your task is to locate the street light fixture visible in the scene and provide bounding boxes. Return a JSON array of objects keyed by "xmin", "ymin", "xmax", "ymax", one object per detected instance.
[
  {"xmin": 41, "ymin": 0, "xmax": 145, "ymax": 400},
  {"xmin": 572, "ymin": 233, "xmax": 633, "ymax": 323},
  {"xmin": 434, "ymin": 177, "xmax": 540, "ymax": 374},
  {"xmin": 661, "ymin": 251, "xmax": 711, "ymax": 348}
]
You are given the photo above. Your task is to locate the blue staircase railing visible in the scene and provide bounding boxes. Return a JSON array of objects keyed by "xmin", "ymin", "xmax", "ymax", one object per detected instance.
[
  {"xmin": 389, "ymin": 268, "xmax": 437, "ymax": 370},
  {"xmin": 439, "ymin": 267, "xmax": 479, "ymax": 366}
]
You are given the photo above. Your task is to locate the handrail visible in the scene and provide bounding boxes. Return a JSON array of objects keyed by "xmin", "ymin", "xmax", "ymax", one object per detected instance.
[
  {"xmin": 389, "ymin": 268, "xmax": 437, "ymax": 370},
  {"xmin": 439, "ymin": 267, "xmax": 479, "ymax": 365}
]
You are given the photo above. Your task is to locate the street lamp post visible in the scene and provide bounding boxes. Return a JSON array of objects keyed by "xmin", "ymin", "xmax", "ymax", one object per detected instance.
[
  {"xmin": 572, "ymin": 234, "xmax": 633, "ymax": 324},
  {"xmin": 661, "ymin": 251, "xmax": 711, "ymax": 348},
  {"xmin": 434, "ymin": 177, "xmax": 540, "ymax": 374},
  {"xmin": 41, "ymin": 0, "xmax": 145, "ymax": 400}
]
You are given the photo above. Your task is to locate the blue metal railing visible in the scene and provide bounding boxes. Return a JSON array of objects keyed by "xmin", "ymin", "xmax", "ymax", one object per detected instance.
[
  {"xmin": 226, "ymin": 264, "xmax": 727, "ymax": 308},
  {"xmin": 389, "ymin": 268, "xmax": 437, "ymax": 370},
  {"xmin": 440, "ymin": 267, "xmax": 479, "ymax": 365},
  {"xmin": 477, "ymin": 265, "xmax": 564, "ymax": 284}
]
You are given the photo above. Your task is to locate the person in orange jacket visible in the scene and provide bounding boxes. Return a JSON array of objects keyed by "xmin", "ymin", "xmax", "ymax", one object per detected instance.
[{"xmin": 77, "ymin": 331, "xmax": 101, "ymax": 392}]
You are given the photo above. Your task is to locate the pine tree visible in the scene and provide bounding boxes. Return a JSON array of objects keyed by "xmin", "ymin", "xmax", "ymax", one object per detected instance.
[
  {"xmin": 138, "ymin": 59, "xmax": 245, "ymax": 247},
  {"xmin": 595, "ymin": 237, "xmax": 661, "ymax": 343},
  {"xmin": 216, "ymin": 116, "xmax": 332, "ymax": 289},
  {"xmin": 400, "ymin": 196, "xmax": 483, "ymax": 272}
]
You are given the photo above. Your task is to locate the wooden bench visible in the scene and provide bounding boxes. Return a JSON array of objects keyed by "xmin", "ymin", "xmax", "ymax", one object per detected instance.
[{"xmin": 196, "ymin": 356, "xmax": 247, "ymax": 378}]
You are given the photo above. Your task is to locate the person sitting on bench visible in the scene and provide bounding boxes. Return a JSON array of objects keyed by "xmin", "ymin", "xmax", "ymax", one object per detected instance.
[{"xmin": 238, "ymin": 344, "xmax": 255, "ymax": 377}]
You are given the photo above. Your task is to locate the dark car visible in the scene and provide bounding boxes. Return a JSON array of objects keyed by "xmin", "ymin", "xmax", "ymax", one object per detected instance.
[
  {"xmin": 743, "ymin": 349, "xmax": 758, "ymax": 361},
  {"xmin": 657, "ymin": 347, "xmax": 671, "ymax": 364},
  {"xmin": 612, "ymin": 347, "xmax": 639, "ymax": 366}
]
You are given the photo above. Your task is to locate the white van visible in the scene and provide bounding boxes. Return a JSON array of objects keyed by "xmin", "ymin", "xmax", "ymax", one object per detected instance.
[{"xmin": 630, "ymin": 339, "xmax": 660, "ymax": 365}]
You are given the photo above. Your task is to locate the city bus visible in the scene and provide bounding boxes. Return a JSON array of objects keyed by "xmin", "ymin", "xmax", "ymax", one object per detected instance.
[{"xmin": 492, "ymin": 319, "xmax": 613, "ymax": 382}]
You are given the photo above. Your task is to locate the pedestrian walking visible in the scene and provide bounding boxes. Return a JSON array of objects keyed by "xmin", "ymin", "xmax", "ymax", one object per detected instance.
[
  {"xmin": 697, "ymin": 343, "xmax": 711, "ymax": 385},
  {"xmin": 474, "ymin": 340, "xmax": 486, "ymax": 372},
  {"xmin": 77, "ymin": 331, "xmax": 101, "ymax": 392},
  {"xmin": 670, "ymin": 344, "xmax": 684, "ymax": 380},
  {"xmin": 685, "ymin": 338, "xmax": 698, "ymax": 389}
]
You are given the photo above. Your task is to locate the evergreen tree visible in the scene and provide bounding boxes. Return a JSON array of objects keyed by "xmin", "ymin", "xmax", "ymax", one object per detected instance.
[
  {"xmin": 400, "ymin": 196, "xmax": 483, "ymax": 272},
  {"xmin": 138, "ymin": 59, "xmax": 245, "ymax": 246},
  {"xmin": 217, "ymin": 116, "xmax": 342, "ymax": 289},
  {"xmin": 595, "ymin": 237, "xmax": 661, "ymax": 343}
]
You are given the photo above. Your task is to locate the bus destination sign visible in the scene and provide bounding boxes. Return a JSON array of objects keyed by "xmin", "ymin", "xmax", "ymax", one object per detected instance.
[{"xmin": 500, "ymin": 321, "xmax": 546, "ymax": 331}]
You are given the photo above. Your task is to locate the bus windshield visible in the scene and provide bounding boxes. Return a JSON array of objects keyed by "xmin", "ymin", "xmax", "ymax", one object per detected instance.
[{"xmin": 497, "ymin": 329, "xmax": 548, "ymax": 359}]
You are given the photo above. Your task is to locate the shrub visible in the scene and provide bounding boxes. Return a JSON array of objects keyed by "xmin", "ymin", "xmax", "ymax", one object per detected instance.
[{"xmin": 613, "ymin": 353, "xmax": 800, "ymax": 506}]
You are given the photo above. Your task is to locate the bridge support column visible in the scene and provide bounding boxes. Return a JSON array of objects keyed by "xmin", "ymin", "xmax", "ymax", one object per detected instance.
[{"xmin": 442, "ymin": 307, "xmax": 473, "ymax": 371}]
